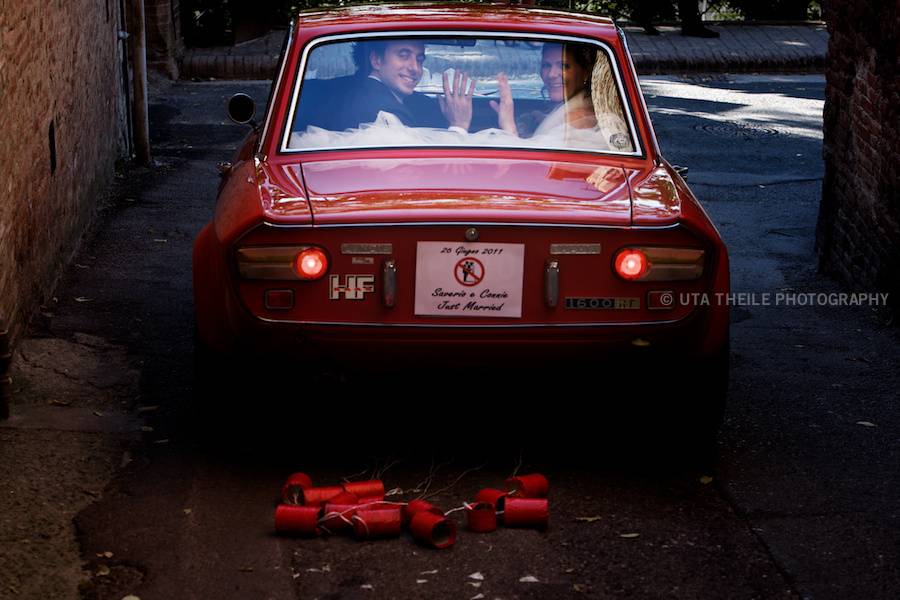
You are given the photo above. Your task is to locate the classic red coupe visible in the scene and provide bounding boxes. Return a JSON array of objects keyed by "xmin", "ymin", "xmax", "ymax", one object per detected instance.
[{"xmin": 193, "ymin": 3, "xmax": 730, "ymax": 430}]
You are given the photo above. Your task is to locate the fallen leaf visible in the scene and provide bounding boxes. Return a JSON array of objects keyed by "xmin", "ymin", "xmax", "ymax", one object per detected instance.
[
  {"xmin": 93, "ymin": 411, "xmax": 105, "ymax": 417},
  {"xmin": 468, "ymin": 572, "xmax": 484, "ymax": 581},
  {"xmin": 360, "ymin": 584, "xmax": 373, "ymax": 590},
  {"xmin": 468, "ymin": 582, "xmax": 482, "ymax": 588},
  {"xmin": 153, "ymin": 439, "xmax": 170, "ymax": 445},
  {"xmin": 519, "ymin": 575, "xmax": 539, "ymax": 583},
  {"xmin": 292, "ymin": 573, "xmax": 300, "ymax": 579},
  {"xmin": 416, "ymin": 579, "xmax": 429, "ymax": 584},
  {"xmin": 565, "ymin": 568, "xmax": 575, "ymax": 574},
  {"xmin": 574, "ymin": 516, "xmax": 602, "ymax": 523},
  {"xmin": 141, "ymin": 426, "xmax": 154, "ymax": 433},
  {"xmin": 420, "ymin": 569, "xmax": 438, "ymax": 575},
  {"xmin": 153, "ymin": 239, "xmax": 168, "ymax": 243},
  {"xmin": 856, "ymin": 421, "xmax": 877, "ymax": 428},
  {"xmin": 74, "ymin": 297, "xmax": 93, "ymax": 303},
  {"xmin": 96, "ymin": 551, "xmax": 113, "ymax": 559},
  {"xmin": 470, "ymin": 595, "xmax": 485, "ymax": 600},
  {"xmin": 183, "ymin": 508, "xmax": 192, "ymax": 515},
  {"xmin": 238, "ymin": 566, "xmax": 254, "ymax": 573},
  {"xmin": 96, "ymin": 565, "xmax": 110, "ymax": 577},
  {"xmin": 573, "ymin": 583, "xmax": 587, "ymax": 593},
  {"xmin": 619, "ymin": 533, "xmax": 640, "ymax": 538},
  {"xmin": 699, "ymin": 475, "xmax": 714, "ymax": 485}
]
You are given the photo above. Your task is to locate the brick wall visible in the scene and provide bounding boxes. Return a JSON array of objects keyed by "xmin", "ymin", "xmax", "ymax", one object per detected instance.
[
  {"xmin": 146, "ymin": 0, "xmax": 182, "ymax": 78},
  {"xmin": 817, "ymin": 0, "xmax": 900, "ymax": 320},
  {"xmin": 0, "ymin": 1, "xmax": 128, "ymax": 342}
]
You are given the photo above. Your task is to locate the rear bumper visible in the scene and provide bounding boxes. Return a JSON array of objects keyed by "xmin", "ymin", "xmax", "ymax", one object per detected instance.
[{"xmin": 223, "ymin": 308, "xmax": 724, "ymax": 367}]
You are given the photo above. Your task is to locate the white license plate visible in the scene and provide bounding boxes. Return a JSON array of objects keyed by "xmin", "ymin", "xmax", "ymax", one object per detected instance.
[{"xmin": 414, "ymin": 242, "xmax": 525, "ymax": 318}]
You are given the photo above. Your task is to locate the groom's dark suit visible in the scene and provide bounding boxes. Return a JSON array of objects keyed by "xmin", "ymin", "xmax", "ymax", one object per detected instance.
[{"xmin": 336, "ymin": 76, "xmax": 446, "ymax": 130}]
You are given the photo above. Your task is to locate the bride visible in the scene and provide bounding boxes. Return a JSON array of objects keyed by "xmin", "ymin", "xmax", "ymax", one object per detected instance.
[{"xmin": 491, "ymin": 42, "xmax": 633, "ymax": 151}]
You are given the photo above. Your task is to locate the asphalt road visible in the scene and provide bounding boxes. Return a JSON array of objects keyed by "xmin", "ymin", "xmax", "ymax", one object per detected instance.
[{"xmin": 3, "ymin": 75, "xmax": 898, "ymax": 600}]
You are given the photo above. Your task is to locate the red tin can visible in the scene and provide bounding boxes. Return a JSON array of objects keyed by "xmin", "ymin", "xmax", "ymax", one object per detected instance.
[
  {"xmin": 503, "ymin": 497, "xmax": 549, "ymax": 529},
  {"xmin": 402, "ymin": 499, "xmax": 443, "ymax": 526},
  {"xmin": 274, "ymin": 505, "xmax": 322, "ymax": 536},
  {"xmin": 321, "ymin": 503, "xmax": 358, "ymax": 532},
  {"xmin": 329, "ymin": 491, "xmax": 359, "ymax": 505},
  {"xmin": 475, "ymin": 488, "xmax": 508, "ymax": 512},
  {"xmin": 353, "ymin": 508, "xmax": 402, "ymax": 540},
  {"xmin": 343, "ymin": 480, "xmax": 385, "ymax": 500},
  {"xmin": 280, "ymin": 472, "xmax": 314, "ymax": 505},
  {"xmin": 466, "ymin": 502, "xmax": 497, "ymax": 533},
  {"xmin": 410, "ymin": 511, "xmax": 457, "ymax": 549},
  {"xmin": 301, "ymin": 485, "xmax": 345, "ymax": 507},
  {"xmin": 506, "ymin": 473, "xmax": 549, "ymax": 498}
]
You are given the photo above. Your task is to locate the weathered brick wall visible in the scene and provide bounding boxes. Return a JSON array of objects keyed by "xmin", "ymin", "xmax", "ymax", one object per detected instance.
[
  {"xmin": 817, "ymin": 0, "xmax": 900, "ymax": 319},
  {"xmin": 0, "ymin": 1, "xmax": 127, "ymax": 342},
  {"xmin": 146, "ymin": 0, "xmax": 182, "ymax": 78}
]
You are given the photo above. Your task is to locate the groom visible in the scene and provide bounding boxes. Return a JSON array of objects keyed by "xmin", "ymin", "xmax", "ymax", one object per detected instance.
[{"xmin": 337, "ymin": 39, "xmax": 476, "ymax": 133}]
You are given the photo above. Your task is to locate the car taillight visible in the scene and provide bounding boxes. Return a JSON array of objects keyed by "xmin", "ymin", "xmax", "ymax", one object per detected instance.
[
  {"xmin": 293, "ymin": 248, "xmax": 328, "ymax": 280},
  {"xmin": 236, "ymin": 245, "xmax": 330, "ymax": 280},
  {"xmin": 613, "ymin": 247, "xmax": 704, "ymax": 281},
  {"xmin": 614, "ymin": 249, "xmax": 648, "ymax": 280}
]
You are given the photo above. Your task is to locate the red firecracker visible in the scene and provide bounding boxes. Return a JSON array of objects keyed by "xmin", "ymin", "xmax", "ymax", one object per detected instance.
[
  {"xmin": 353, "ymin": 507, "xmax": 403, "ymax": 539},
  {"xmin": 301, "ymin": 485, "xmax": 345, "ymax": 506},
  {"xmin": 503, "ymin": 497, "xmax": 549, "ymax": 529},
  {"xmin": 280, "ymin": 472, "xmax": 314, "ymax": 505},
  {"xmin": 466, "ymin": 502, "xmax": 497, "ymax": 533},
  {"xmin": 274, "ymin": 505, "xmax": 322, "ymax": 536},
  {"xmin": 475, "ymin": 488, "xmax": 509, "ymax": 513},
  {"xmin": 506, "ymin": 473, "xmax": 549, "ymax": 498},
  {"xmin": 321, "ymin": 503, "xmax": 358, "ymax": 532},
  {"xmin": 343, "ymin": 479, "xmax": 385, "ymax": 500},
  {"xmin": 329, "ymin": 491, "xmax": 359, "ymax": 505},
  {"xmin": 402, "ymin": 499, "xmax": 443, "ymax": 526},
  {"xmin": 410, "ymin": 511, "xmax": 457, "ymax": 549}
]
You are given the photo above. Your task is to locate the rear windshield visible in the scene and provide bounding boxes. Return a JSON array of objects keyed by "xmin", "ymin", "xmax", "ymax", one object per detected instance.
[{"xmin": 283, "ymin": 34, "xmax": 639, "ymax": 155}]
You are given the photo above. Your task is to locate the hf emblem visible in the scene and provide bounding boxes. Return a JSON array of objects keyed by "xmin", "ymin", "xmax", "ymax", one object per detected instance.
[{"xmin": 329, "ymin": 275, "xmax": 375, "ymax": 300}]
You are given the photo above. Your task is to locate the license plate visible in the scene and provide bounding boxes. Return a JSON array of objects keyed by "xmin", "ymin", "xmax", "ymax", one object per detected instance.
[{"xmin": 414, "ymin": 242, "xmax": 525, "ymax": 318}]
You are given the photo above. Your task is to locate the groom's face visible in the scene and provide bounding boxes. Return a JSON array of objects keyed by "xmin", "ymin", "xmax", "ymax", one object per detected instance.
[{"xmin": 370, "ymin": 41, "xmax": 426, "ymax": 97}]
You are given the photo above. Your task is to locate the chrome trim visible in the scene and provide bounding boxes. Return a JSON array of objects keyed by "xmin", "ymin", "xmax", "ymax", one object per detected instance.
[
  {"xmin": 258, "ymin": 21, "xmax": 295, "ymax": 157},
  {"xmin": 253, "ymin": 317, "xmax": 684, "ymax": 328},
  {"xmin": 550, "ymin": 243, "xmax": 602, "ymax": 255},
  {"xmin": 280, "ymin": 30, "xmax": 643, "ymax": 158},
  {"xmin": 544, "ymin": 259, "xmax": 560, "ymax": 308},
  {"xmin": 382, "ymin": 258, "xmax": 397, "ymax": 308},
  {"xmin": 464, "ymin": 227, "xmax": 479, "ymax": 242},
  {"xmin": 341, "ymin": 243, "xmax": 394, "ymax": 255},
  {"xmin": 262, "ymin": 221, "xmax": 681, "ymax": 231}
]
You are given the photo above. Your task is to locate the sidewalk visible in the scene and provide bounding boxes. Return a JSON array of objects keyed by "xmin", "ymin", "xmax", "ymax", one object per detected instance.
[{"xmin": 180, "ymin": 22, "xmax": 827, "ymax": 80}]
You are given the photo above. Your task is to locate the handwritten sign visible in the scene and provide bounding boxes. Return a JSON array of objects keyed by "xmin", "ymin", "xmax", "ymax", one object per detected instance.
[{"xmin": 415, "ymin": 242, "xmax": 524, "ymax": 318}]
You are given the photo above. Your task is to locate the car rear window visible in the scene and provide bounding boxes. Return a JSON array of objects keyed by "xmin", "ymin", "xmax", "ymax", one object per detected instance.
[{"xmin": 283, "ymin": 33, "xmax": 639, "ymax": 155}]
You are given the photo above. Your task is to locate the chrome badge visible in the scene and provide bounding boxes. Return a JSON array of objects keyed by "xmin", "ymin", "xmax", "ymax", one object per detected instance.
[{"xmin": 329, "ymin": 275, "xmax": 375, "ymax": 300}]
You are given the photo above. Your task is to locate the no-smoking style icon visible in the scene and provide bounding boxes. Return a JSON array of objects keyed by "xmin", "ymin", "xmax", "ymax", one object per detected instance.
[{"xmin": 454, "ymin": 257, "xmax": 485, "ymax": 286}]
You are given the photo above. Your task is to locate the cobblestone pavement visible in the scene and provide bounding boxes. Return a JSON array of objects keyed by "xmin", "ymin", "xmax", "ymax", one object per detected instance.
[{"xmin": 181, "ymin": 22, "xmax": 828, "ymax": 79}]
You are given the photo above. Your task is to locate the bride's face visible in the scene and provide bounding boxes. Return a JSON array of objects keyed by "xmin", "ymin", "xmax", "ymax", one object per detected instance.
[{"xmin": 541, "ymin": 46, "xmax": 588, "ymax": 102}]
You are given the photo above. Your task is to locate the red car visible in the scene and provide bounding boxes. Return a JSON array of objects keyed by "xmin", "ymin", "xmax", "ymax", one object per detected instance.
[{"xmin": 193, "ymin": 4, "xmax": 729, "ymax": 431}]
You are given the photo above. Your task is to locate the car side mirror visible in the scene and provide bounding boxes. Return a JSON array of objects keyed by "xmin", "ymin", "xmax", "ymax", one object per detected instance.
[
  {"xmin": 673, "ymin": 165, "xmax": 689, "ymax": 180},
  {"xmin": 227, "ymin": 93, "xmax": 257, "ymax": 128}
]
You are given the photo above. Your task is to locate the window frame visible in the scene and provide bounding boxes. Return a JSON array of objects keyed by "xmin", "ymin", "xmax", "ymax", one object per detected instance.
[{"xmin": 278, "ymin": 30, "xmax": 644, "ymax": 158}]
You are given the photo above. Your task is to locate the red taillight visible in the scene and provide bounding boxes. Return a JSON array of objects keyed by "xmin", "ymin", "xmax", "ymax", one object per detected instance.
[
  {"xmin": 294, "ymin": 248, "xmax": 328, "ymax": 280},
  {"xmin": 615, "ymin": 249, "xmax": 649, "ymax": 280}
]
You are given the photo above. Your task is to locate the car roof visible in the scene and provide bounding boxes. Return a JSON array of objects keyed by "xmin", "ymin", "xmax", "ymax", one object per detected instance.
[{"xmin": 293, "ymin": 3, "xmax": 619, "ymax": 40}]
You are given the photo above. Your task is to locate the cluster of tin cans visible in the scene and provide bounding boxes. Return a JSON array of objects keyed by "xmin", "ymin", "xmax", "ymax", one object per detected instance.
[{"xmin": 274, "ymin": 472, "xmax": 549, "ymax": 550}]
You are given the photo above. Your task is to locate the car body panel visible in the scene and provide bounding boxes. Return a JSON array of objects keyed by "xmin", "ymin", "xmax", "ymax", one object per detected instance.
[{"xmin": 193, "ymin": 4, "xmax": 730, "ymax": 366}]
